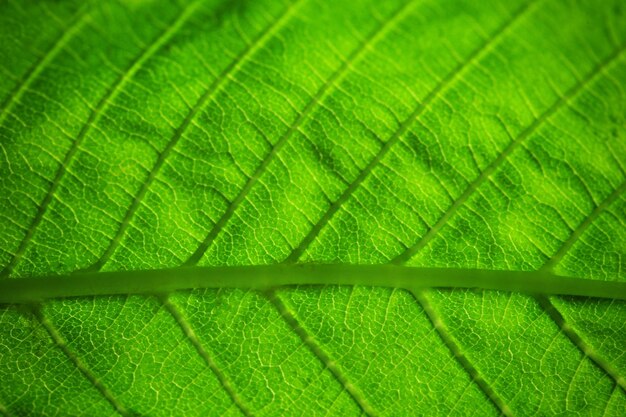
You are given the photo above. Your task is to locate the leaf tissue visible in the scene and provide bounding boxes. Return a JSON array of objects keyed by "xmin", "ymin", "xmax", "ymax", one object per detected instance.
[{"xmin": 1, "ymin": 0, "xmax": 625, "ymax": 415}]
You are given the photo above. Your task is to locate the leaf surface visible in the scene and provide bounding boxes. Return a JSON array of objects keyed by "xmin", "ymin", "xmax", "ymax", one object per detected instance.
[{"xmin": 1, "ymin": 0, "xmax": 626, "ymax": 415}]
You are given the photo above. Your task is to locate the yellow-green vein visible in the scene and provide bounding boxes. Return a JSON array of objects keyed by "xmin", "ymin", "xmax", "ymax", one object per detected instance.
[
  {"xmin": 0, "ymin": 5, "xmax": 89, "ymax": 125},
  {"xmin": 29, "ymin": 304, "xmax": 129, "ymax": 417},
  {"xmin": 184, "ymin": 0, "xmax": 420, "ymax": 266},
  {"xmin": 160, "ymin": 295, "xmax": 255, "ymax": 416},
  {"xmin": 1, "ymin": 0, "xmax": 207, "ymax": 277},
  {"xmin": 537, "ymin": 180, "xmax": 626, "ymax": 393},
  {"xmin": 409, "ymin": 288, "xmax": 514, "ymax": 417},
  {"xmin": 86, "ymin": 0, "xmax": 306, "ymax": 272},
  {"xmin": 266, "ymin": 289, "xmax": 378, "ymax": 417}
]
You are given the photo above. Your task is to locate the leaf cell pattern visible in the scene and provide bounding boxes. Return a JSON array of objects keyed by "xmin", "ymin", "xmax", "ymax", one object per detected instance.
[{"xmin": 1, "ymin": 0, "xmax": 625, "ymax": 415}]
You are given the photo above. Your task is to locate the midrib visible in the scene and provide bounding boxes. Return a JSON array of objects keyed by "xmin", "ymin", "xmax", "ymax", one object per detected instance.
[{"xmin": 1, "ymin": 265, "xmax": 624, "ymax": 304}]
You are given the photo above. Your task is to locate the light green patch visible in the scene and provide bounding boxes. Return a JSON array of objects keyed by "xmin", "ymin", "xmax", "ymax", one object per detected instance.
[{"xmin": 1, "ymin": 0, "xmax": 625, "ymax": 415}]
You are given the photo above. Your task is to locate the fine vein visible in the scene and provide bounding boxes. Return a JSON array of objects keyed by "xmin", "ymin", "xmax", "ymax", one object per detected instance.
[
  {"xmin": 184, "ymin": 0, "xmax": 418, "ymax": 266},
  {"xmin": 392, "ymin": 42, "xmax": 626, "ymax": 265},
  {"xmin": 181, "ymin": 1, "xmax": 423, "ymax": 409},
  {"xmin": 87, "ymin": 0, "xmax": 305, "ymax": 272},
  {"xmin": 160, "ymin": 296, "xmax": 255, "ymax": 416},
  {"xmin": 73, "ymin": 1, "xmax": 305, "ymax": 411},
  {"xmin": 29, "ymin": 304, "xmax": 129, "ymax": 417},
  {"xmin": 537, "ymin": 179, "xmax": 626, "ymax": 393},
  {"xmin": 542, "ymin": 180, "xmax": 626, "ymax": 272},
  {"xmin": 1, "ymin": 0, "xmax": 206, "ymax": 277},
  {"xmin": 276, "ymin": 1, "xmax": 540, "ymax": 408},
  {"xmin": 266, "ymin": 289, "xmax": 378, "ymax": 417},
  {"xmin": 534, "ymin": 295, "xmax": 626, "ymax": 393},
  {"xmin": 0, "ymin": 5, "xmax": 88, "ymax": 125},
  {"xmin": 381, "ymin": 44, "xmax": 626, "ymax": 412},
  {"xmin": 285, "ymin": 0, "xmax": 539, "ymax": 263},
  {"xmin": 409, "ymin": 289, "xmax": 514, "ymax": 417}
]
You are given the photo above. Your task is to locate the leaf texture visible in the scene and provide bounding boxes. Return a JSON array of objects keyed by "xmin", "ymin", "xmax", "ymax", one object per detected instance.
[{"xmin": 1, "ymin": 0, "xmax": 625, "ymax": 415}]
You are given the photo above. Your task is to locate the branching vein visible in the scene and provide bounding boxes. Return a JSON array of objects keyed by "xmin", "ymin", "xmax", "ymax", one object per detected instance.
[
  {"xmin": 409, "ymin": 288, "xmax": 514, "ymax": 417},
  {"xmin": 286, "ymin": 0, "xmax": 540, "ymax": 264},
  {"xmin": 542, "ymin": 180, "xmax": 626, "ymax": 272},
  {"xmin": 1, "ymin": 0, "xmax": 206, "ymax": 277},
  {"xmin": 160, "ymin": 295, "xmax": 254, "ymax": 416},
  {"xmin": 29, "ymin": 304, "xmax": 129, "ymax": 417},
  {"xmin": 1, "ymin": 0, "xmax": 625, "ymax": 415},
  {"xmin": 185, "ymin": 0, "xmax": 419, "ymax": 266},
  {"xmin": 537, "ymin": 180, "xmax": 626, "ymax": 393},
  {"xmin": 392, "ymin": 44, "xmax": 626, "ymax": 265},
  {"xmin": 276, "ymin": 0, "xmax": 540, "ymax": 409},
  {"xmin": 0, "ymin": 5, "xmax": 89, "ymax": 125},
  {"xmin": 266, "ymin": 289, "xmax": 378, "ymax": 417},
  {"xmin": 87, "ymin": 0, "xmax": 305, "ymax": 272},
  {"xmin": 534, "ymin": 295, "xmax": 626, "ymax": 393}
]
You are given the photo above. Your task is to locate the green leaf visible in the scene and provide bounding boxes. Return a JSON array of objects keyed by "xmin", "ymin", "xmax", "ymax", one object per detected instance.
[{"xmin": 1, "ymin": 0, "xmax": 625, "ymax": 415}]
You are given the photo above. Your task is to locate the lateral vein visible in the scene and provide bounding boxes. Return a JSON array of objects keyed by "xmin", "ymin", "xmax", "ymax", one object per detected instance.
[
  {"xmin": 29, "ymin": 304, "xmax": 129, "ymax": 417},
  {"xmin": 185, "ymin": 0, "xmax": 419, "ymax": 266},
  {"xmin": 1, "ymin": 0, "xmax": 207, "ymax": 277},
  {"xmin": 542, "ymin": 180, "xmax": 626, "ymax": 272},
  {"xmin": 286, "ymin": 0, "xmax": 540, "ymax": 264},
  {"xmin": 391, "ymin": 62, "xmax": 626, "ymax": 414},
  {"xmin": 76, "ymin": 1, "xmax": 307, "ymax": 409},
  {"xmin": 534, "ymin": 295, "xmax": 626, "ymax": 393},
  {"xmin": 0, "ymin": 6, "xmax": 89, "ymax": 124},
  {"xmin": 392, "ymin": 42, "xmax": 626, "ymax": 265},
  {"xmin": 88, "ymin": 0, "xmax": 306, "ymax": 272},
  {"xmin": 160, "ymin": 296, "xmax": 255, "ymax": 417},
  {"xmin": 537, "ymin": 179, "xmax": 626, "ymax": 393},
  {"xmin": 409, "ymin": 289, "xmax": 514, "ymax": 417},
  {"xmin": 280, "ymin": 1, "xmax": 541, "ymax": 408},
  {"xmin": 266, "ymin": 289, "xmax": 378, "ymax": 417}
]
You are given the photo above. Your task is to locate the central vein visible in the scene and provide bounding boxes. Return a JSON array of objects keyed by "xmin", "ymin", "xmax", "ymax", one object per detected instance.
[{"xmin": 1, "ymin": 265, "xmax": 625, "ymax": 304}]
